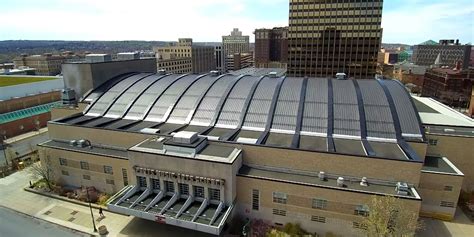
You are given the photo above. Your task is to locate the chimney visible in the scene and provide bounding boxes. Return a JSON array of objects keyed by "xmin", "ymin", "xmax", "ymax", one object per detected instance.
[{"xmin": 456, "ymin": 39, "xmax": 459, "ymax": 45}]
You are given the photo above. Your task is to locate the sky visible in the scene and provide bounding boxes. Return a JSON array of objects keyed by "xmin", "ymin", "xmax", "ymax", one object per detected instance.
[{"xmin": 0, "ymin": 0, "xmax": 472, "ymax": 45}]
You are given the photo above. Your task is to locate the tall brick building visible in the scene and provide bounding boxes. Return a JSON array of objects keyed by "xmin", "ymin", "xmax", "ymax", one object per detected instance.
[
  {"xmin": 287, "ymin": 0, "xmax": 383, "ymax": 78},
  {"xmin": 254, "ymin": 27, "xmax": 288, "ymax": 68}
]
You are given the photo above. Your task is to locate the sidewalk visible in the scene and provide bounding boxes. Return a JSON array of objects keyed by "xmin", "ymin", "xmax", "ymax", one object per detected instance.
[{"xmin": 0, "ymin": 166, "xmax": 133, "ymax": 236}]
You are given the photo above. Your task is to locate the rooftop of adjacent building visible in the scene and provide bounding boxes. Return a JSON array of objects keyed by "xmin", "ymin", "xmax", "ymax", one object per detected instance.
[
  {"xmin": 421, "ymin": 156, "xmax": 464, "ymax": 176},
  {"xmin": 0, "ymin": 75, "xmax": 59, "ymax": 87},
  {"xmin": 412, "ymin": 96, "xmax": 474, "ymax": 136},
  {"xmin": 229, "ymin": 67, "xmax": 286, "ymax": 77}
]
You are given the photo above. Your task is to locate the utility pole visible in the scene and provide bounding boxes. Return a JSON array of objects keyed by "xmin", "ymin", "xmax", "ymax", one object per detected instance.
[
  {"xmin": 1, "ymin": 131, "xmax": 8, "ymax": 167},
  {"xmin": 86, "ymin": 187, "xmax": 98, "ymax": 232}
]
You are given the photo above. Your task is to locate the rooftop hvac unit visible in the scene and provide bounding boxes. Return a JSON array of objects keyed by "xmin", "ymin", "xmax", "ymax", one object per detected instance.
[
  {"xmin": 318, "ymin": 171, "xmax": 325, "ymax": 181},
  {"xmin": 268, "ymin": 71, "xmax": 278, "ymax": 78},
  {"xmin": 158, "ymin": 69, "xmax": 166, "ymax": 75},
  {"xmin": 61, "ymin": 88, "xmax": 77, "ymax": 105},
  {"xmin": 77, "ymin": 139, "xmax": 91, "ymax": 148},
  {"xmin": 210, "ymin": 70, "xmax": 219, "ymax": 76},
  {"xmin": 69, "ymin": 140, "xmax": 78, "ymax": 147},
  {"xmin": 337, "ymin": 177, "xmax": 344, "ymax": 187},
  {"xmin": 172, "ymin": 131, "xmax": 199, "ymax": 144},
  {"xmin": 396, "ymin": 182, "xmax": 409, "ymax": 195},
  {"xmin": 360, "ymin": 177, "xmax": 368, "ymax": 187},
  {"xmin": 336, "ymin": 73, "xmax": 347, "ymax": 80}
]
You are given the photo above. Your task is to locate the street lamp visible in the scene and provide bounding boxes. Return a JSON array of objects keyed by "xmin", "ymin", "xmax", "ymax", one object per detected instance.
[{"xmin": 86, "ymin": 187, "xmax": 98, "ymax": 232}]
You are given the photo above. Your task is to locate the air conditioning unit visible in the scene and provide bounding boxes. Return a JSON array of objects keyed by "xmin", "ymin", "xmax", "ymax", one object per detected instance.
[
  {"xmin": 268, "ymin": 71, "xmax": 278, "ymax": 78},
  {"xmin": 318, "ymin": 171, "xmax": 325, "ymax": 181},
  {"xmin": 396, "ymin": 182, "xmax": 409, "ymax": 195},
  {"xmin": 337, "ymin": 177, "xmax": 344, "ymax": 187},
  {"xmin": 360, "ymin": 177, "xmax": 368, "ymax": 187}
]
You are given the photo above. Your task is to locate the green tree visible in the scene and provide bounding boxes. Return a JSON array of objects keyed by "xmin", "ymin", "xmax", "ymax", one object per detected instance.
[{"xmin": 363, "ymin": 195, "xmax": 422, "ymax": 237}]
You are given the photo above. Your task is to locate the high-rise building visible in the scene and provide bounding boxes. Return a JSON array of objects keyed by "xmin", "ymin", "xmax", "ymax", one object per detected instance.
[
  {"xmin": 254, "ymin": 27, "xmax": 288, "ymax": 68},
  {"xmin": 153, "ymin": 38, "xmax": 215, "ymax": 74},
  {"xmin": 222, "ymin": 28, "xmax": 250, "ymax": 56},
  {"xmin": 214, "ymin": 45, "xmax": 226, "ymax": 73},
  {"xmin": 413, "ymin": 39, "xmax": 471, "ymax": 69},
  {"xmin": 288, "ymin": 0, "xmax": 383, "ymax": 78}
]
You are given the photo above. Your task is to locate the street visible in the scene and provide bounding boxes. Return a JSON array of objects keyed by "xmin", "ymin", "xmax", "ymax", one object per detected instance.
[{"xmin": 0, "ymin": 206, "xmax": 87, "ymax": 237}]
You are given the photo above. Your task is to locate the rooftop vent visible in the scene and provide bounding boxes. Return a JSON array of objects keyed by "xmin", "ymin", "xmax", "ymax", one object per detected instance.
[
  {"xmin": 336, "ymin": 73, "xmax": 347, "ymax": 80},
  {"xmin": 318, "ymin": 171, "xmax": 326, "ymax": 181},
  {"xmin": 210, "ymin": 70, "xmax": 219, "ymax": 76},
  {"xmin": 69, "ymin": 140, "xmax": 78, "ymax": 147},
  {"xmin": 337, "ymin": 177, "xmax": 344, "ymax": 187},
  {"xmin": 396, "ymin": 182, "xmax": 409, "ymax": 195},
  {"xmin": 268, "ymin": 71, "xmax": 278, "ymax": 78},
  {"xmin": 360, "ymin": 177, "xmax": 368, "ymax": 187},
  {"xmin": 158, "ymin": 69, "xmax": 166, "ymax": 75},
  {"xmin": 172, "ymin": 131, "xmax": 199, "ymax": 144},
  {"xmin": 77, "ymin": 139, "xmax": 92, "ymax": 148},
  {"xmin": 61, "ymin": 88, "xmax": 77, "ymax": 106}
]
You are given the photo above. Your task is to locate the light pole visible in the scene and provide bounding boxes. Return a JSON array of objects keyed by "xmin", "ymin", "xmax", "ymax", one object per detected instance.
[{"xmin": 86, "ymin": 187, "xmax": 98, "ymax": 232}]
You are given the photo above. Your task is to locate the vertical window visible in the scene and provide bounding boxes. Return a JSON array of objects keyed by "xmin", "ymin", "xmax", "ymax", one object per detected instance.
[
  {"xmin": 312, "ymin": 199, "xmax": 328, "ymax": 209},
  {"xmin": 164, "ymin": 180, "xmax": 175, "ymax": 193},
  {"xmin": 178, "ymin": 183, "xmax": 189, "ymax": 195},
  {"xmin": 83, "ymin": 174, "xmax": 91, "ymax": 180},
  {"xmin": 137, "ymin": 176, "xmax": 147, "ymax": 188},
  {"xmin": 209, "ymin": 188, "xmax": 220, "ymax": 201},
  {"xmin": 252, "ymin": 189, "xmax": 260, "ymax": 211},
  {"xmin": 193, "ymin": 186, "xmax": 204, "ymax": 198},
  {"xmin": 80, "ymin": 161, "xmax": 89, "ymax": 170},
  {"xmin": 151, "ymin": 178, "xmax": 160, "ymax": 190},
  {"xmin": 122, "ymin": 168, "xmax": 128, "ymax": 186},
  {"xmin": 272, "ymin": 192, "xmax": 288, "ymax": 204},
  {"xmin": 59, "ymin": 158, "xmax": 67, "ymax": 166},
  {"xmin": 103, "ymin": 165, "xmax": 113, "ymax": 174}
]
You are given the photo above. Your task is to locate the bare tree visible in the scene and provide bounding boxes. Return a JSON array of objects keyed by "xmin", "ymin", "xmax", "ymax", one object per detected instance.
[
  {"xmin": 29, "ymin": 149, "xmax": 55, "ymax": 191},
  {"xmin": 363, "ymin": 195, "xmax": 421, "ymax": 237}
]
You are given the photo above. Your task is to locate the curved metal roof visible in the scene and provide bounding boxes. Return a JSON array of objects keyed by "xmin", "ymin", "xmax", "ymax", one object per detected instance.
[{"xmin": 61, "ymin": 73, "xmax": 425, "ymax": 160}]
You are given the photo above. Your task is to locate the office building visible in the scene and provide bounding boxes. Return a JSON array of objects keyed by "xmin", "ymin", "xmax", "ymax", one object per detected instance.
[
  {"xmin": 254, "ymin": 27, "xmax": 288, "ymax": 69},
  {"xmin": 226, "ymin": 53, "xmax": 253, "ymax": 71},
  {"xmin": 13, "ymin": 54, "xmax": 66, "ymax": 76},
  {"xmin": 222, "ymin": 28, "xmax": 250, "ymax": 56},
  {"xmin": 421, "ymin": 65, "xmax": 473, "ymax": 107},
  {"xmin": 413, "ymin": 40, "xmax": 471, "ymax": 69},
  {"xmin": 153, "ymin": 38, "xmax": 215, "ymax": 74},
  {"xmin": 39, "ymin": 65, "xmax": 474, "ymax": 235},
  {"xmin": 392, "ymin": 62, "xmax": 428, "ymax": 93},
  {"xmin": 288, "ymin": 0, "xmax": 383, "ymax": 78},
  {"xmin": 214, "ymin": 45, "xmax": 226, "ymax": 73}
]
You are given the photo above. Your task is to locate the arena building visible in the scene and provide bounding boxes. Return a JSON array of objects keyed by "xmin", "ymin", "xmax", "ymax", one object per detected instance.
[{"xmin": 40, "ymin": 71, "xmax": 470, "ymax": 236}]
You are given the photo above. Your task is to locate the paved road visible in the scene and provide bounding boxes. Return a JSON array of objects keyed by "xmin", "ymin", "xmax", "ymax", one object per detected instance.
[{"xmin": 0, "ymin": 206, "xmax": 87, "ymax": 237}]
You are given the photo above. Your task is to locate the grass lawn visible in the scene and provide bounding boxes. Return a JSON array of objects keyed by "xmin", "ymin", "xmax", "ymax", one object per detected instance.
[{"xmin": 0, "ymin": 76, "xmax": 58, "ymax": 87}]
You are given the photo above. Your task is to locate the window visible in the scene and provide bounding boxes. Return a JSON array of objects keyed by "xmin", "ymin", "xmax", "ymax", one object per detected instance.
[
  {"xmin": 106, "ymin": 179, "xmax": 115, "ymax": 185},
  {"xmin": 440, "ymin": 201, "xmax": 455, "ymax": 208},
  {"xmin": 61, "ymin": 170, "xmax": 69, "ymax": 176},
  {"xmin": 122, "ymin": 168, "xmax": 128, "ymax": 186},
  {"xmin": 209, "ymin": 188, "xmax": 220, "ymax": 201},
  {"xmin": 252, "ymin": 189, "xmax": 260, "ymax": 211},
  {"xmin": 151, "ymin": 178, "xmax": 160, "ymax": 190},
  {"xmin": 312, "ymin": 198, "xmax": 327, "ymax": 209},
  {"xmin": 273, "ymin": 192, "xmax": 288, "ymax": 204},
  {"xmin": 272, "ymin": 209, "xmax": 287, "ymax": 216},
  {"xmin": 164, "ymin": 180, "xmax": 175, "ymax": 193},
  {"xmin": 103, "ymin": 165, "xmax": 113, "ymax": 174},
  {"xmin": 444, "ymin": 186, "xmax": 453, "ymax": 191},
  {"xmin": 80, "ymin": 161, "xmax": 89, "ymax": 170},
  {"xmin": 428, "ymin": 139, "xmax": 438, "ymax": 146},
  {"xmin": 83, "ymin": 174, "xmax": 91, "ymax": 180},
  {"xmin": 137, "ymin": 176, "xmax": 147, "ymax": 188},
  {"xmin": 178, "ymin": 183, "xmax": 189, "ymax": 195},
  {"xmin": 311, "ymin": 215, "xmax": 326, "ymax": 223},
  {"xmin": 59, "ymin": 158, "xmax": 67, "ymax": 166},
  {"xmin": 194, "ymin": 186, "xmax": 204, "ymax": 198},
  {"xmin": 354, "ymin": 205, "xmax": 370, "ymax": 217},
  {"xmin": 353, "ymin": 222, "xmax": 367, "ymax": 230}
]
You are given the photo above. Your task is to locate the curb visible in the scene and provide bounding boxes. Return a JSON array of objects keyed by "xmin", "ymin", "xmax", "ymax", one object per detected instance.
[
  {"xmin": 0, "ymin": 204, "xmax": 94, "ymax": 237},
  {"xmin": 24, "ymin": 187, "xmax": 129, "ymax": 217}
]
